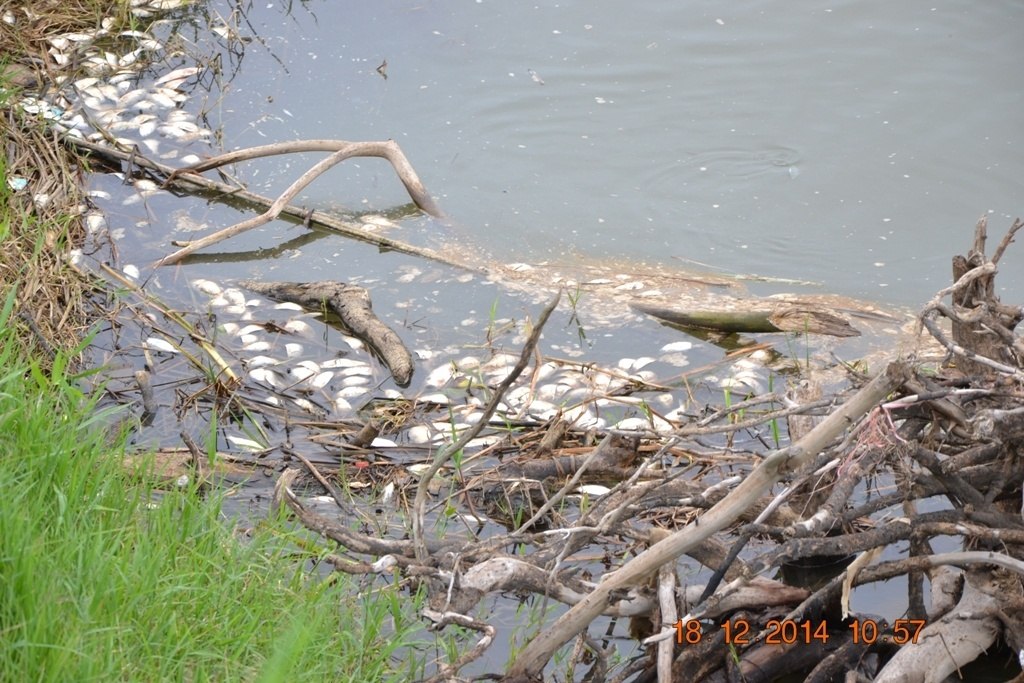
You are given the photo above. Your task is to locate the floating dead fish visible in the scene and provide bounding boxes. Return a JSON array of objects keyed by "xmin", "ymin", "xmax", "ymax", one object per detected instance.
[
  {"xmin": 576, "ymin": 484, "xmax": 611, "ymax": 497},
  {"xmin": 249, "ymin": 367, "xmax": 282, "ymax": 387},
  {"xmin": 243, "ymin": 341, "xmax": 272, "ymax": 353},
  {"xmin": 220, "ymin": 288, "xmax": 245, "ymax": 306},
  {"xmin": 145, "ymin": 336, "xmax": 177, "ymax": 353},
  {"xmin": 282, "ymin": 319, "xmax": 312, "ymax": 335},
  {"xmin": 660, "ymin": 340, "xmax": 693, "ymax": 353},
  {"xmin": 191, "ymin": 278, "xmax": 221, "ymax": 295},
  {"xmin": 117, "ymin": 88, "xmax": 148, "ymax": 108},
  {"xmin": 226, "ymin": 435, "xmax": 266, "ymax": 452},
  {"xmin": 289, "ymin": 365, "xmax": 317, "ymax": 382},
  {"xmin": 341, "ymin": 336, "xmax": 365, "ymax": 350},
  {"xmin": 84, "ymin": 212, "xmax": 107, "ymax": 233},
  {"xmin": 273, "ymin": 302, "xmax": 304, "ymax": 311},
  {"xmin": 123, "ymin": 264, "xmax": 140, "ymax": 279},
  {"xmin": 406, "ymin": 425, "xmax": 432, "ymax": 444},
  {"xmin": 309, "ymin": 371, "xmax": 334, "ymax": 389},
  {"xmin": 425, "ymin": 364, "xmax": 455, "ymax": 388},
  {"xmin": 320, "ymin": 357, "xmax": 369, "ymax": 369},
  {"xmin": 152, "ymin": 65, "xmax": 198, "ymax": 89},
  {"xmin": 149, "ymin": 92, "xmax": 177, "ymax": 109},
  {"xmin": 285, "ymin": 343, "xmax": 304, "ymax": 358},
  {"xmin": 289, "ymin": 397, "xmax": 320, "ymax": 414},
  {"xmin": 340, "ymin": 365, "xmax": 373, "ymax": 377}
]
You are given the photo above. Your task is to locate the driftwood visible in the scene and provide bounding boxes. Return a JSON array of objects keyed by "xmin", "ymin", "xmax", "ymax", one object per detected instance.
[
  {"xmin": 155, "ymin": 140, "xmax": 443, "ymax": 266},
  {"xmin": 948, "ymin": 216, "xmax": 1024, "ymax": 377},
  {"xmin": 505, "ymin": 359, "xmax": 911, "ymax": 681},
  {"xmin": 630, "ymin": 300, "xmax": 861, "ymax": 337},
  {"xmin": 237, "ymin": 279, "xmax": 414, "ymax": 387},
  {"xmin": 64, "ymin": 137, "xmax": 473, "ymax": 271}
]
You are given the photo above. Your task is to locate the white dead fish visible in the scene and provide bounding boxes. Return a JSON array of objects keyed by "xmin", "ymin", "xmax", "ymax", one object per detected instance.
[
  {"xmin": 226, "ymin": 435, "xmax": 266, "ymax": 452},
  {"xmin": 576, "ymin": 484, "xmax": 611, "ymax": 497},
  {"xmin": 282, "ymin": 319, "xmax": 312, "ymax": 335},
  {"xmin": 273, "ymin": 302, "xmax": 304, "ymax": 311},
  {"xmin": 191, "ymin": 278, "xmax": 221, "ymax": 295},
  {"xmin": 660, "ymin": 341, "xmax": 693, "ymax": 353},
  {"xmin": 248, "ymin": 367, "xmax": 281, "ymax": 388},
  {"xmin": 309, "ymin": 371, "xmax": 334, "ymax": 389},
  {"xmin": 289, "ymin": 397, "xmax": 320, "ymax": 414},
  {"xmin": 149, "ymin": 92, "xmax": 177, "ymax": 109},
  {"xmin": 155, "ymin": 67, "xmax": 200, "ymax": 88},
  {"xmin": 243, "ymin": 341, "xmax": 272, "ymax": 353},
  {"xmin": 407, "ymin": 464, "xmax": 433, "ymax": 477},
  {"xmin": 320, "ymin": 358, "xmax": 369, "ymax": 369},
  {"xmin": 335, "ymin": 386, "xmax": 366, "ymax": 399},
  {"xmin": 84, "ymin": 213, "xmax": 107, "ymax": 233},
  {"xmin": 425, "ymin": 364, "xmax": 455, "ymax": 388},
  {"xmin": 406, "ymin": 425, "xmax": 431, "ymax": 444},
  {"xmin": 117, "ymin": 88, "xmax": 148, "ymax": 108},
  {"xmin": 145, "ymin": 336, "xmax": 177, "ymax": 353}
]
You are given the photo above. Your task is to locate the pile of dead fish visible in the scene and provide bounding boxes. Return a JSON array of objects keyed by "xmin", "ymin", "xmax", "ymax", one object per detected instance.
[{"xmin": 165, "ymin": 277, "xmax": 774, "ymax": 452}]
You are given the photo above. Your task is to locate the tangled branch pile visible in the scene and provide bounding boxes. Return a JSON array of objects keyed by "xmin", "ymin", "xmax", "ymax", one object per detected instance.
[{"xmin": 264, "ymin": 217, "xmax": 1024, "ymax": 683}]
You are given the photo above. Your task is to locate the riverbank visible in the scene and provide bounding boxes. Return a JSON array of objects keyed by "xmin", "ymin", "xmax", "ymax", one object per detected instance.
[{"xmin": 0, "ymin": 3, "xmax": 427, "ymax": 680}]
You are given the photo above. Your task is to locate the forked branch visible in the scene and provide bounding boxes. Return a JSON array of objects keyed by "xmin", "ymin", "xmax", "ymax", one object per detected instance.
[{"xmin": 154, "ymin": 139, "xmax": 443, "ymax": 266}]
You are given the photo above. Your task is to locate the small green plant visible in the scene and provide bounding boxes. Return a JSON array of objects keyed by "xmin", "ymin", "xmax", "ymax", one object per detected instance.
[
  {"xmin": 767, "ymin": 372, "xmax": 781, "ymax": 448},
  {"xmin": 565, "ymin": 284, "xmax": 591, "ymax": 348},
  {"xmin": 486, "ymin": 295, "xmax": 500, "ymax": 344}
]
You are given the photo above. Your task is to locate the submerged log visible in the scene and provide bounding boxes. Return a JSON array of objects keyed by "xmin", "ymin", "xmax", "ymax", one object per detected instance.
[
  {"xmin": 630, "ymin": 300, "xmax": 861, "ymax": 337},
  {"xmin": 238, "ymin": 280, "xmax": 414, "ymax": 387}
]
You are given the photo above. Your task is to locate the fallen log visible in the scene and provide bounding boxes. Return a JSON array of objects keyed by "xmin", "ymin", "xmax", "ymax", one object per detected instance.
[
  {"xmin": 630, "ymin": 300, "xmax": 861, "ymax": 337},
  {"xmin": 238, "ymin": 279, "xmax": 414, "ymax": 387}
]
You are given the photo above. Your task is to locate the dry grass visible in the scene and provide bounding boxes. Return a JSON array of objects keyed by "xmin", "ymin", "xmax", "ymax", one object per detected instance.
[{"xmin": 0, "ymin": 1, "xmax": 135, "ymax": 361}]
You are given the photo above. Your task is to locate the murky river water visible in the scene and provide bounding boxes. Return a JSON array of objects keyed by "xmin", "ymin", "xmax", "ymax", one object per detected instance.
[{"xmin": 185, "ymin": 0, "xmax": 1024, "ymax": 307}]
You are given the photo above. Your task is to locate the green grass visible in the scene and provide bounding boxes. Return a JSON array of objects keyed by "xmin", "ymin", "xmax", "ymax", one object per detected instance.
[
  {"xmin": 0, "ymin": 298, "xmax": 428, "ymax": 682},
  {"xmin": 0, "ymin": 191, "xmax": 426, "ymax": 683}
]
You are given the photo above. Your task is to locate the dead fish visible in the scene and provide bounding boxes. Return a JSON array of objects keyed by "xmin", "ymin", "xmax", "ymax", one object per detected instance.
[{"xmin": 154, "ymin": 66, "xmax": 201, "ymax": 89}]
